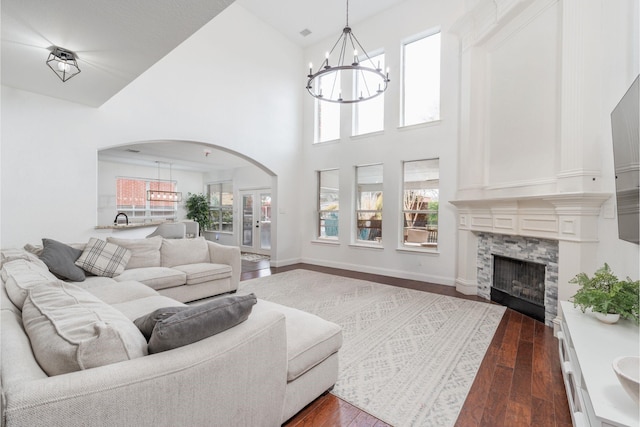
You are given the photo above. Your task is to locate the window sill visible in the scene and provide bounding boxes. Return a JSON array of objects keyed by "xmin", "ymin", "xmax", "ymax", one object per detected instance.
[
  {"xmin": 396, "ymin": 246, "xmax": 440, "ymax": 255},
  {"xmin": 349, "ymin": 242, "xmax": 384, "ymax": 250},
  {"xmin": 312, "ymin": 138, "xmax": 341, "ymax": 146},
  {"xmin": 351, "ymin": 129, "xmax": 384, "ymax": 140},
  {"xmin": 398, "ymin": 119, "xmax": 441, "ymax": 131},
  {"xmin": 311, "ymin": 239, "xmax": 340, "ymax": 246}
]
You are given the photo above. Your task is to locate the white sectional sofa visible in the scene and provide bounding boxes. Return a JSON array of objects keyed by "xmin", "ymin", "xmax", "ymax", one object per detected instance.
[{"xmin": 0, "ymin": 239, "xmax": 343, "ymax": 426}]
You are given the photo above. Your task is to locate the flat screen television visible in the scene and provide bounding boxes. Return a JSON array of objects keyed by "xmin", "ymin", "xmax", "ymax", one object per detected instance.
[{"xmin": 611, "ymin": 75, "xmax": 639, "ymax": 244}]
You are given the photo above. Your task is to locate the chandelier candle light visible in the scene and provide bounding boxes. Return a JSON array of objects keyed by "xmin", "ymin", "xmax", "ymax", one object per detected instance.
[{"xmin": 306, "ymin": 0, "xmax": 389, "ymax": 103}]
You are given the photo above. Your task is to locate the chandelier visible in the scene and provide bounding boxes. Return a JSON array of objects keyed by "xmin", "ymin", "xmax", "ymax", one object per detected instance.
[
  {"xmin": 147, "ymin": 162, "xmax": 182, "ymax": 202},
  {"xmin": 306, "ymin": 0, "xmax": 389, "ymax": 104},
  {"xmin": 46, "ymin": 47, "xmax": 81, "ymax": 82}
]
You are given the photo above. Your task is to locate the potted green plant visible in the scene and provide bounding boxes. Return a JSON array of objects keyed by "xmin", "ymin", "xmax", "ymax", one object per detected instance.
[
  {"xmin": 570, "ymin": 263, "xmax": 639, "ymax": 325},
  {"xmin": 185, "ymin": 193, "xmax": 211, "ymax": 236}
]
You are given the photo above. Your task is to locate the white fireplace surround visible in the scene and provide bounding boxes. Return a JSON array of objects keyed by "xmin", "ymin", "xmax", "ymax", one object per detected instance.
[{"xmin": 451, "ymin": 193, "xmax": 610, "ymax": 327}]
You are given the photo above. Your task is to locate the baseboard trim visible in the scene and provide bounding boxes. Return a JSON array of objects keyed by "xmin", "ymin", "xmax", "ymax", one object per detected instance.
[
  {"xmin": 299, "ymin": 257, "xmax": 455, "ymax": 286},
  {"xmin": 455, "ymin": 278, "xmax": 478, "ymax": 295}
]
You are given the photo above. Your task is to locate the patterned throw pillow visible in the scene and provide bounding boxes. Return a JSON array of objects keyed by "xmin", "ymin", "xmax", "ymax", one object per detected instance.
[{"xmin": 75, "ymin": 238, "xmax": 131, "ymax": 278}]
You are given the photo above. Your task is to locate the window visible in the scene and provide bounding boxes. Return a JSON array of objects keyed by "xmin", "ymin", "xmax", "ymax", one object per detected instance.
[
  {"xmin": 356, "ymin": 164, "xmax": 383, "ymax": 243},
  {"xmin": 318, "ymin": 169, "xmax": 339, "ymax": 239},
  {"xmin": 208, "ymin": 182, "xmax": 233, "ymax": 232},
  {"xmin": 401, "ymin": 31, "xmax": 441, "ymax": 126},
  {"xmin": 353, "ymin": 52, "xmax": 385, "ymax": 136},
  {"xmin": 402, "ymin": 159, "xmax": 439, "ymax": 249},
  {"xmin": 116, "ymin": 177, "xmax": 177, "ymax": 221},
  {"xmin": 314, "ymin": 72, "xmax": 341, "ymax": 143}
]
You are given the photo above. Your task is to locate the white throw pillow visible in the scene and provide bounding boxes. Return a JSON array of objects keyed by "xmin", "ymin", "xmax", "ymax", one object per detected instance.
[
  {"xmin": 22, "ymin": 281, "xmax": 148, "ymax": 376},
  {"xmin": 106, "ymin": 236, "xmax": 162, "ymax": 269}
]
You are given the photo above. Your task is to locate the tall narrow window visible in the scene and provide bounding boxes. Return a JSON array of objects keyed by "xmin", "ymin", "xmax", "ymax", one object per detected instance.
[
  {"xmin": 116, "ymin": 177, "xmax": 177, "ymax": 221},
  {"xmin": 315, "ymin": 72, "xmax": 341, "ymax": 143},
  {"xmin": 318, "ymin": 169, "xmax": 339, "ymax": 239},
  {"xmin": 402, "ymin": 159, "xmax": 439, "ymax": 249},
  {"xmin": 353, "ymin": 52, "xmax": 385, "ymax": 136},
  {"xmin": 402, "ymin": 31, "xmax": 441, "ymax": 126},
  {"xmin": 356, "ymin": 164, "xmax": 383, "ymax": 243},
  {"xmin": 208, "ymin": 182, "xmax": 234, "ymax": 232}
]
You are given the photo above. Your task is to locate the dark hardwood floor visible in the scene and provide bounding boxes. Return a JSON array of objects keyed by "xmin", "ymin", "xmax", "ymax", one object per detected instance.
[{"xmin": 241, "ymin": 263, "xmax": 572, "ymax": 427}]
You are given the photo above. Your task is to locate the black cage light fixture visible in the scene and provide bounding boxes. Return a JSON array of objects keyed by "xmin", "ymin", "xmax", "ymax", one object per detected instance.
[
  {"xmin": 46, "ymin": 47, "xmax": 81, "ymax": 82},
  {"xmin": 306, "ymin": 0, "xmax": 389, "ymax": 104}
]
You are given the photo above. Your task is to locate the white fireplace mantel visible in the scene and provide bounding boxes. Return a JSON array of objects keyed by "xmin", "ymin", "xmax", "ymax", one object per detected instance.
[{"xmin": 450, "ymin": 192, "xmax": 611, "ymax": 242}]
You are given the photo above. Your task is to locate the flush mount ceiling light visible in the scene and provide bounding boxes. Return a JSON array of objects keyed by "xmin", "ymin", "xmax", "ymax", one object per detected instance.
[
  {"xmin": 46, "ymin": 47, "xmax": 81, "ymax": 82},
  {"xmin": 306, "ymin": 0, "xmax": 389, "ymax": 104}
]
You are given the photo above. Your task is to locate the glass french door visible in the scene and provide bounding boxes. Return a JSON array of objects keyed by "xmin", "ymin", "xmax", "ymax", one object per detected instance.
[{"xmin": 240, "ymin": 189, "xmax": 271, "ymax": 255}]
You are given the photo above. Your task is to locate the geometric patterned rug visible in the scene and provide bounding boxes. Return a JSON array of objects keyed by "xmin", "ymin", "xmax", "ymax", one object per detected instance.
[{"xmin": 238, "ymin": 270, "xmax": 506, "ymax": 427}]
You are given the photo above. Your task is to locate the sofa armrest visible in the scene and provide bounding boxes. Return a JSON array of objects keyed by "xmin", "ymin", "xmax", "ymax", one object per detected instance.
[
  {"xmin": 206, "ymin": 241, "xmax": 241, "ymax": 291},
  {"xmin": 2, "ymin": 310, "xmax": 287, "ymax": 427}
]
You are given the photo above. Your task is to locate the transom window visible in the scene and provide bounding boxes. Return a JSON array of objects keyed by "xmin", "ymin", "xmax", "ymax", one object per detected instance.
[
  {"xmin": 116, "ymin": 177, "xmax": 177, "ymax": 222},
  {"xmin": 356, "ymin": 164, "xmax": 383, "ymax": 243},
  {"xmin": 318, "ymin": 169, "xmax": 340, "ymax": 239},
  {"xmin": 207, "ymin": 182, "xmax": 233, "ymax": 232},
  {"xmin": 402, "ymin": 159, "xmax": 439, "ymax": 249},
  {"xmin": 353, "ymin": 52, "xmax": 385, "ymax": 136},
  {"xmin": 314, "ymin": 72, "xmax": 341, "ymax": 143},
  {"xmin": 401, "ymin": 30, "xmax": 441, "ymax": 126}
]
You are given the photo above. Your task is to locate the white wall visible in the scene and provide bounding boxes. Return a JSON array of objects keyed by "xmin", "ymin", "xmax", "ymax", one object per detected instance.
[
  {"xmin": 1, "ymin": 4, "xmax": 304, "ymax": 266},
  {"xmin": 298, "ymin": 0, "xmax": 465, "ymax": 286}
]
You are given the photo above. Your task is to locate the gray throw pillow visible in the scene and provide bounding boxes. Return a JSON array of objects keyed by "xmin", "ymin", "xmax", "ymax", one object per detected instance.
[
  {"xmin": 134, "ymin": 306, "xmax": 189, "ymax": 341},
  {"xmin": 144, "ymin": 293, "xmax": 257, "ymax": 354},
  {"xmin": 39, "ymin": 238, "xmax": 86, "ymax": 282}
]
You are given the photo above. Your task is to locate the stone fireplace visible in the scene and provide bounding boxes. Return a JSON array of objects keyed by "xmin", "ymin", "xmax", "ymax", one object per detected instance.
[
  {"xmin": 451, "ymin": 194, "xmax": 608, "ymax": 330},
  {"xmin": 477, "ymin": 233, "xmax": 558, "ymax": 326}
]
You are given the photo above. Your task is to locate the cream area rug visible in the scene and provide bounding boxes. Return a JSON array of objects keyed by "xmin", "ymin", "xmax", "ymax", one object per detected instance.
[{"xmin": 238, "ymin": 270, "xmax": 506, "ymax": 427}]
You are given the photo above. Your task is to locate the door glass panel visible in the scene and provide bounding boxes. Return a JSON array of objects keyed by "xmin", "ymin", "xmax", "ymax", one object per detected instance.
[
  {"xmin": 260, "ymin": 193, "xmax": 271, "ymax": 250},
  {"xmin": 242, "ymin": 194, "xmax": 253, "ymax": 246}
]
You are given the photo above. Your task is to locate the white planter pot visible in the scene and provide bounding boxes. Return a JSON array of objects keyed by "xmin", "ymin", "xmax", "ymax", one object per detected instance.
[{"xmin": 595, "ymin": 312, "xmax": 620, "ymax": 324}]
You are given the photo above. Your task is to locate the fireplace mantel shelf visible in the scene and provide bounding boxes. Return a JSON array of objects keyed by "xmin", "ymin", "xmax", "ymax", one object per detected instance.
[{"xmin": 449, "ymin": 191, "xmax": 611, "ymax": 243}]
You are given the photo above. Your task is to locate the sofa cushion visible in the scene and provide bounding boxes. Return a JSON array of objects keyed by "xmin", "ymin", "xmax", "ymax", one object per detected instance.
[
  {"xmin": 1, "ymin": 248, "xmax": 48, "ymax": 270},
  {"xmin": 75, "ymin": 238, "xmax": 131, "ymax": 278},
  {"xmin": 160, "ymin": 237, "xmax": 209, "ymax": 268},
  {"xmin": 2, "ymin": 259, "xmax": 58, "ymax": 309},
  {"xmin": 106, "ymin": 236, "xmax": 162, "ymax": 269},
  {"xmin": 142, "ymin": 293, "xmax": 257, "ymax": 354},
  {"xmin": 78, "ymin": 280, "xmax": 159, "ymax": 305},
  {"xmin": 21, "ymin": 281, "xmax": 148, "ymax": 376},
  {"xmin": 112, "ymin": 295, "xmax": 187, "ymax": 321},
  {"xmin": 39, "ymin": 238, "xmax": 86, "ymax": 282},
  {"xmin": 114, "ymin": 267, "xmax": 186, "ymax": 290},
  {"xmin": 172, "ymin": 263, "xmax": 232, "ymax": 285},
  {"xmin": 252, "ymin": 299, "xmax": 343, "ymax": 382}
]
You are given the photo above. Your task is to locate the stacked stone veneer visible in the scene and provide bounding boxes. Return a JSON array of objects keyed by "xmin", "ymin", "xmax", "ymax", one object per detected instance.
[{"xmin": 477, "ymin": 233, "xmax": 559, "ymax": 326}]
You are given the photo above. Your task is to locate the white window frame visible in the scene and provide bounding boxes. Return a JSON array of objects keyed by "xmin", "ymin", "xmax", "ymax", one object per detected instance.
[
  {"xmin": 207, "ymin": 181, "xmax": 234, "ymax": 233},
  {"xmin": 401, "ymin": 159, "xmax": 439, "ymax": 250},
  {"xmin": 400, "ymin": 28, "xmax": 441, "ymax": 127},
  {"xmin": 314, "ymin": 72, "xmax": 341, "ymax": 143},
  {"xmin": 352, "ymin": 50, "xmax": 385, "ymax": 136},
  {"xmin": 317, "ymin": 169, "xmax": 340, "ymax": 240},
  {"xmin": 355, "ymin": 164, "xmax": 383, "ymax": 244}
]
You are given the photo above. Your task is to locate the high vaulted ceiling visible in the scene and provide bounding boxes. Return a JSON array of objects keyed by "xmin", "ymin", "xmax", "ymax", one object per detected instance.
[
  {"xmin": 1, "ymin": 0, "xmax": 407, "ymax": 108},
  {"xmin": 2, "ymin": 0, "xmax": 408, "ymax": 172}
]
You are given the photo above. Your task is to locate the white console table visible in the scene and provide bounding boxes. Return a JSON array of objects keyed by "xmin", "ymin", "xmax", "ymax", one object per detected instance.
[{"xmin": 559, "ymin": 301, "xmax": 639, "ymax": 427}]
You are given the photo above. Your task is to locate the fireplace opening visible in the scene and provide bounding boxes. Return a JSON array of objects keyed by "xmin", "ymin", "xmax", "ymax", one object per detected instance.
[{"xmin": 491, "ymin": 255, "xmax": 545, "ymax": 322}]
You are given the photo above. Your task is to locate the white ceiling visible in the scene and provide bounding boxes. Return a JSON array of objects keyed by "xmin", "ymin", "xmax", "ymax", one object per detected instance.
[{"xmin": 2, "ymin": 0, "xmax": 407, "ymax": 171}]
